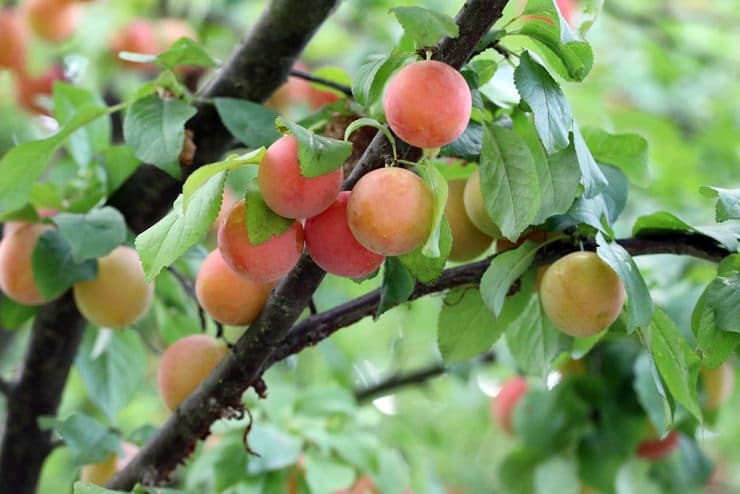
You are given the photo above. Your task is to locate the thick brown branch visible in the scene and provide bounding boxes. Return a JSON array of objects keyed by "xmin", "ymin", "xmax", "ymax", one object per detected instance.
[
  {"xmin": 0, "ymin": 293, "xmax": 86, "ymax": 494},
  {"xmin": 108, "ymin": 1, "xmax": 505, "ymax": 488},
  {"xmin": 355, "ymin": 350, "xmax": 497, "ymax": 402}
]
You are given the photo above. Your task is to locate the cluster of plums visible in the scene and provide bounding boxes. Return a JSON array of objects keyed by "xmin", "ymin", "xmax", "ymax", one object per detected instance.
[{"xmin": 0, "ymin": 2, "xmax": 196, "ymax": 114}]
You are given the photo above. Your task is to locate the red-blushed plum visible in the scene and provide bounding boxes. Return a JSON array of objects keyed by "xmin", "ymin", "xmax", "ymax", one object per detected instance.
[
  {"xmin": 157, "ymin": 334, "xmax": 228, "ymax": 411},
  {"xmin": 445, "ymin": 179, "xmax": 492, "ymax": 261},
  {"xmin": 0, "ymin": 8, "xmax": 27, "ymax": 71},
  {"xmin": 491, "ymin": 376, "xmax": 528, "ymax": 434},
  {"xmin": 539, "ymin": 251, "xmax": 625, "ymax": 337},
  {"xmin": 80, "ymin": 442, "xmax": 138, "ymax": 486},
  {"xmin": 157, "ymin": 17, "xmax": 197, "ymax": 48},
  {"xmin": 14, "ymin": 65, "xmax": 65, "ymax": 114},
  {"xmin": 195, "ymin": 249, "xmax": 274, "ymax": 326},
  {"xmin": 304, "ymin": 191, "xmax": 384, "ymax": 278},
  {"xmin": 636, "ymin": 430, "xmax": 679, "ymax": 460},
  {"xmin": 0, "ymin": 222, "xmax": 54, "ymax": 305},
  {"xmin": 347, "ymin": 167, "xmax": 434, "ymax": 256},
  {"xmin": 462, "ymin": 168, "xmax": 504, "ymax": 238},
  {"xmin": 110, "ymin": 19, "xmax": 159, "ymax": 69},
  {"xmin": 383, "ymin": 60, "xmax": 471, "ymax": 148},
  {"xmin": 72, "ymin": 246, "xmax": 154, "ymax": 329},
  {"xmin": 266, "ymin": 62, "xmax": 340, "ymax": 112},
  {"xmin": 212, "ymin": 187, "xmax": 237, "ymax": 231},
  {"xmin": 22, "ymin": 0, "xmax": 79, "ymax": 42},
  {"xmin": 258, "ymin": 135, "xmax": 343, "ymax": 219},
  {"xmin": 217, "ymin": 199, "xmax": 304, "ymax": 282}
]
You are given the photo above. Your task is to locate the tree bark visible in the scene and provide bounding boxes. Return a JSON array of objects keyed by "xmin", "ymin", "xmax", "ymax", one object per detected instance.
[{"xmin": 0, "ymin": 293, "xmax": 86, "ymax": 493}]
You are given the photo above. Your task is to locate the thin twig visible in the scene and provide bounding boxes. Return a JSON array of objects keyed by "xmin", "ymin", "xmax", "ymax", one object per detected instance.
[
  {"xmin": 288, "ymin": 69, "xmax": 353, "ymax": 97},
  {"xmin": 355, "ymin": 350, "xmax": 497, "ymax": 402},
  {"xmin": 166, "ymin": 266, "xmax": 206, "ymax": 331},
  {"xmin": 308, "ymin": 298, "xmax": 318, "ymax": 316}
]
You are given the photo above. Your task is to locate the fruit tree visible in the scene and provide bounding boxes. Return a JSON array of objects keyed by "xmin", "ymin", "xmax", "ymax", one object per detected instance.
[{"xmin": 0, "ymin": 0, "xmax": 738, "ymax": 493}]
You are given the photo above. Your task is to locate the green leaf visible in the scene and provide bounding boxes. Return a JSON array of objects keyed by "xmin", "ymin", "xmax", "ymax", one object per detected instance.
[
  {"xmin": 649, "ymin": 308, "xmax": 702, "ymax": 421},
  {"xmin": 398, "ymin": 217, "xmax": 452, "ymax": 283},
  {"xmin": 534, "ymin": 457, "xmax": 580, "ymax": 494},
  {"xmin": 701, "ymin": 186, "xmax": 740, "ymax": 223},
  {"xmin": 389, "ymin": 6, "xmax": 459, "ymax": 48},
  {"xmin": 573, "ymin": 125, "xmax": 607, "ymax": 198},
  {"xmin": 182, "ymin": 148, "xmax": 265, "ymax": 209},
  {"xmin": 135, "ymin": 172, "xmax": 225, "ymax": 281},
  {"xmin": 32, "ymin": 229, "xmax": 97, "ymax": 300},
  {"xmin": 514, "ymin": 51, "xmax": 573, "ymax": 154},
  {"xmin": 480, "ymin": 241, "xmax": 539, "ymax": 316},
  {"xmin": 567, "ymin": 164, "xmax": 628, "ymax": 234},
  {"xmin": 581, "ymin": 127, "xmax": 649, "ymax": 187},
  {"xmin": 352, "ymin": 51, "xmax": 412, "ymax": 120},
  {"xmin": 74, "ymin": 481, "xmax": 124, "ymax": 494},
  {"xmin": 499, "ymin": 450, "xmax": 538, "ymax": 494},
  {"xmin": 276, "ymin": 118, "xmax": 352, "ymax": 178},
  {"xmin": 705, "ymin": 274, "xmax": 740, "ymax": 333},
  {"xmin": 0, "ymin": 296, "xmax": 37, "ymax": 330},
  {"xmin": 43, "ymin": 412, "xmax": 120, "ymax": 465},
  {"xmin": 245, "ymin": 423, "xmax": 303, "ymax": 474},
  {"xmin": 0, "ymin": 104, "xmax": 107, "ymax": 215},
  {"xmin": 100, "ymin": 145, "xmax": 140, "ymax": 194},
  {"xmin": 517, "ymin": 2, "xmax": 594, "ymax": 81},
  {"xmin": 416, "ymin": 162, "xmax": 448, "ymax": 257},
  {"xmin": 123, "ymin": 95, "xmax": 197, "ymax": 178},
  {"xmin": 512, "ymin": 111, "xmax": 580, "ymax": 223},
  {"xmin": 75, "ymin": 328, "xmax": 148, "ymax": 422},
  {"xmin": 513, "ymin": 382, "xmax": 591, "ymax": 452},
  {"xmin": 441, "ymin": 121, "xmax": 483, "ymax": 162},
  {"xmin": 375, "ymin": 257, "xmax": 416, "ymax": 319},
  {"xmin": 692, "ymin": 289, "xmax": 740, "ymax": 367},
  {"xmin": 479, "ymin": 123, "xmax": 539, "ymax": 240},
  {"xmin": 506, "ymin": 294, "xmax": 569, "ymax": 376},
  {"xmin": 633, "ymin": 353, "xmax": 672, "ymax": 435},
  {"xmin": 53, "ymin": 207, "xmax": 127, "ymax": 263},
  {"xmin": 304, "ymin": 451, "xmax": 355, "ymax": 494},
  {"xmin": 438, "ymin": 288, "xmax": 503, "ymax": 365},
  {"xmin": 53, "ymin": 83, "xmax": 111, "ymax": 167},
  {"xmin": 214, "ymin": 98, "xmax": 281, "ymax": 148},
  {"xmin": 155, "ymin": 37, "xmax": 219, "ymax": 69},
  {"xmin": 245, "ymin": 179, "xmax": 294, "ymax": 245},
  {"xmin": 596, "ymin": 233, "xmax": 654, "ymax": 332}
]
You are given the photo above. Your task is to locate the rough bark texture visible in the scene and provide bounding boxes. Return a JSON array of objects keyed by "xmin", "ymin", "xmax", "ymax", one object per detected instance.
[
  {"xmin": 0, "ymin": 293, "xmax": 86, "ymax": 493},
  {"xmin": 108, "ymin": 0, "xmax": 508, "ymax": 488}
]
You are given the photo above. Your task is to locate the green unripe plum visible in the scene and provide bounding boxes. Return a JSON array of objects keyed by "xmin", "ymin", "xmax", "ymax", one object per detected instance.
[
  {"xmin": 347, "ymin": 167, "xmax": 434, "ymax": 256},
  {"xmin": 157, "ymin": 334, "xmax": 228, "ymax": 411},
  {"xmin": 195, "ymin": 249, "xmax": 274, "ymax": 326},
  {"xmin": 217, "ymin": 199, "xmax": 304, "ymax": 282},
  {"xmin": 0, "ymin": 8, "xmax": 27, "ymax": 71},
  {"xmin": 258, "ymin": 135, "xmax": 343, "ymax": 219},
  {"xmin": 73, "ymin": 246, "xmax": 154, "ymax": 329},
  {"xmin": 304, "ymin": 191, "xmax": 384, "ymax": 278},
  {"xmin": 0, "ymin": 222, "xmax": 54, "ymax": 305},
  {"xmin": 539, "ymin": 251, "xmax": 625, "ymax": 337},
  {"xmin": 490, "ymin": 376, "xmax": 528, "ymax": 434},
  {"xmin": 80, "ymin": 442, "xmax": 138, "ymax": 486},
  {"xmin": 383, "ymin": 60, "xmax": 472, "ymax": 148},
  {"xmin": 462, "ymin": 168, "xmax": 503, "ymax": 238},
  {"xmin": 445, "ymin": 179, "xmax": 492, "ymax": 261}
]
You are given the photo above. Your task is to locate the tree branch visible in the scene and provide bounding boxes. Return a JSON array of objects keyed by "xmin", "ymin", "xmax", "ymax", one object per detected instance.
[
  {"xmin": 0, "ymin": 378, "xmax": 10, "ymax": 396},
  {"xmin": 355, "ymin": 350, "xmax": 497, "ymax": 403},
  {"xmin": 0, "ymin": 292, "xmax": 87, "ymax": 494},
  {"xmin": 108, "ymin": 1, "xmax": 506, "ymax": 488},
  {"xmin": 288, "ymin": 69, "xmax": 353, "ymax": 97},
  {"xmin": 268, "ymin": 232, "xmax": 732, "ymax": 366}
]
